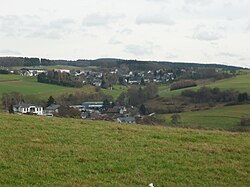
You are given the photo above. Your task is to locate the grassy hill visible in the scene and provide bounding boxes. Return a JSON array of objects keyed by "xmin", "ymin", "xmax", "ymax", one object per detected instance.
[
  {"xmin": 0, "ymin": 113, "xmax": 249, "ymax": 186},
  {"xmin": 0, "ymin": 74, "xmax": 95, "ymax": 99},
  {"xmin": 158, "ymin": 104, "xmax": 250, "ymax": 130},
  {"xmin": 0, "ymin": 74, "xmax": 125, "ymax": 102},
  {"xmin": 160, "ymin": 71, "xmax": 250, "ymax": 97}
]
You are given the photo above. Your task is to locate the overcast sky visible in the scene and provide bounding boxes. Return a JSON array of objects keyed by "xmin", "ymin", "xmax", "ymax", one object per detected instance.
[{"xmin": 0, "ymin": 0, "xmax": 250, "ymax": 68}]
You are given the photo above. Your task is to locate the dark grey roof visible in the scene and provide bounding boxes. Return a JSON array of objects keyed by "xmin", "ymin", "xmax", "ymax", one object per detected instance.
[
  {"xmin": 118, "ymin": 116, "xmax": 135, "ymax": 123},
  {"xmin": 46, "ymin": 104, "xmax": 61, "ymax": 110},
  {"xmin": 21, "ymin": 68, "xmax": 47, "ymax": 71},
  {"xmin": 14, "ymin": 103, "xmax": 42, "ymax": 108}
]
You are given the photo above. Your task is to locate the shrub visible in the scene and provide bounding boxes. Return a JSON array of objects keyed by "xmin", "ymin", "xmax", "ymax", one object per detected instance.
[
  {"xmin": 170, "ymin": 80, "xmax": 197, "ymax": 91},
  {"xmin": 171, "ymin": 113, "xmax": 181, "ymax": 125},
  {"xmin": 240, "ymin": 116, "xmax": 250, "ymax": 126}
]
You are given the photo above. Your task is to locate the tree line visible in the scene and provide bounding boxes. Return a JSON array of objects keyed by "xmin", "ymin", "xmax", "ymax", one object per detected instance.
[
  {"xmin": 181, "ymin": 87, "xmax": 249, "ymax": 104},
  {"xmin": 37, "ymin": 71, "xmax": 84, "ymax": 88}
]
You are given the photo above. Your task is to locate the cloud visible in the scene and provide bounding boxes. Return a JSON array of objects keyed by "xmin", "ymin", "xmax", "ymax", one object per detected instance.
[
  {"xmin": 118, "ymin": 28, "xmax": 133, "ymax": 35},
  {"xmin": 136, "ymin": 13, "xmax": 175, "ymax": 25},
  {"xmin": 109, "ymin": 38, "xmax": 122, "ymax": 45},
  {"xmin": 0, "ymin": 15, "xmax": 75, "ymax": 40},
  {"xmin": 82, "ymin": 13, "xmax": 124, "ymax": 27},
  {"xmin": 145, "ymin": 0, "xmax": 169, "ymax": 2},
  {"xmin": 217, "ymin": 52, "xmax": 241, "ymax": 58},
  {"xmin": 0, "ymin": 15, "xmax": 38, "ymax": 37},
  {"xmin": 184, "ymin": 0, "xmax": 213, "ymax": 6},
  {"xmin": 124, "ymin": 44, "xmax": 153, "ymax": 56},
  {"xmin": 0, "ymin": 49, "xmax": 21, "ymax": 55},
  {"xmin": 247, "ymin": 19, "xmax": 250, "ymax": 30},
  {"xmin": 192, "ymin": 25, "xmax": 222, "ymax": 41},
  {"xmin": 28, "ymin": 18, "xmax": 75, "ymax": 39},
  {"xmin": 193, "ymin": 30, "xmax": 221, "ymax": 41}
]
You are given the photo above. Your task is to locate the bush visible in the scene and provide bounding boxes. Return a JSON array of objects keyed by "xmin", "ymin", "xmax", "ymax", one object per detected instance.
[
  {"xmin": 181, "ymin": 87, "xmax": 238, "ymax": 104},
  {"xmin": 240, "ymin": 116, "xmax": 250, "ymax": 126},
  {"xmin": 171, "ymin": 113, "xmax": 181, "ymax": 125},
  {"xmin": 170, "ymin": 80, "xmax": 197, "ymax": 91},
  {"xmin": 238, "ymin": 93, "xmax": 248, "ymax": 102},
  {"xmin": 0, "ymin": 69, "xmax": 9, "ymax": 74}
]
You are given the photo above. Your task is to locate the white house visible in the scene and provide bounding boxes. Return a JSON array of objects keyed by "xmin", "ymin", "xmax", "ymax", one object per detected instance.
[
  {"xmin": 21, "ymin": 68, "xmax": 47, "ymax": 76},
  {"xmin": 13, "ymin": 104, "xmax": 43, "ymax": 115},
  {"xmin": 54, "ymin": 69, "xmax": 70, "ymax": 74}
]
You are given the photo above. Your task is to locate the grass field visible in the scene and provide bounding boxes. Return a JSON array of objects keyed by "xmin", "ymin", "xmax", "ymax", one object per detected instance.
[
  {"xmin": 160, "ymin": 71, "xmax": 250, "ymax": 97},
  {"xmin": 101, "ymin": 85, "xmax": 128, "ymax": 100},
  {"xmin": 0, "ymin": 74, "xmax": 95, "ymax": 99},
  {"xmin": 158, "ymin": 104, "xmax": 250, "ymax": 130},
  {"xmin": 0, "ymin": 113, "xmax": 249, "ymax": 186}
]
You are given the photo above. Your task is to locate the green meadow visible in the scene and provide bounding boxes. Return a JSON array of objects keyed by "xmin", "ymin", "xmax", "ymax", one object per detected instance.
[
  {"xmin": 0, "ymin": 113, "xmax": 249, "ymax": 186},
  {"xmin": 101, "ymin": 85, "xmax": 128, "ymax": 100},
  {"xmin": 158, "ymin": 104, "xmax": 250, "ymax": 130},
  {"xmin": 0, "ymin": 74, "xmax": 95, "ymax": 99},
  {"xmin": 159, "ymin": 71, "xmax": 250, "ymax": 97}
]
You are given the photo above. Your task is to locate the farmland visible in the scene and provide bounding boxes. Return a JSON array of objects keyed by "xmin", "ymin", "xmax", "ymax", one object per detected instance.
[
  {"xmin": 159, "ymin": 71, "xmax": 250, "ymax": 97},
  {"xmin": 0, "ymin": 112, "xmax": 249, "ymax": 186},
  {"xmin": 158, "ymin": 104, "xmax": 250, "ymax": 130},
  {"xmin": 0, "ymin": 74, "xmax": 95, "ymax": 99}
]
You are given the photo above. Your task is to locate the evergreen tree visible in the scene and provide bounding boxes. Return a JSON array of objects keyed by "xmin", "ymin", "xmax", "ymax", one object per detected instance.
[
  {"xmin": 139, "ymin": 104, "xmax": 146, "ymax": 115},
  {"xmin": 47, "ymin": 96, "xmax": 56, "ymax": 107},
  {"xmin": 8, "ymin": 104, "xmax": 14, "ymax": 114}
]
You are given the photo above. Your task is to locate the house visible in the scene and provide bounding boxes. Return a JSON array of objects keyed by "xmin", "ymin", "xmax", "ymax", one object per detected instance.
[
  {"xmin": 128, "ymin": 77, "xmax": 141, "ymax": 84},
  {"xmin": 106, "ymin": 108, "xmax": 120, "ymax": 114},
  {"xmin": 54, "ymin": 69, "xmax": 70, "ymax": 74},
  {"xmin": 13, "ymin": 104, "xmax": 43, "ymax": 115},
  {"xmin": 70, "ymin": 105, "xmax": 85, "ymax": 112},
  {"xmin": 92, "ymin": 79, "xmax": 102, "ymax": 87},
  {"xmin": 44, "ymin": 104, "xmax": 61, "ymax": 116},
  {"xmin": 82, "ymin": 102, "xmax": 104, "ymax": 112},
  {"xmin": 117, "ymin": 116, "xmax": 136, "ymax": 124},
  {"xmin": 20, "ymin": 68, "xmax": 47, "ymax": 76},
  {"xmin": 113, "ymin": 106, "xmax": 127, "ymax": 114}
]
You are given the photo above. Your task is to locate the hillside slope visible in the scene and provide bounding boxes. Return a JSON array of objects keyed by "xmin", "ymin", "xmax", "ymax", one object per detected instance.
[
  {"xmin": 0, "ymin": 74, "xmax": 95, "ymax": 99},
  {"xmin": 160, "ymin": 71, "xmax": 250, "ymax": 97},
  {"xmin": 0, "ymin": 113, "xmax": 249, "ymax": 186},
  {"xmin": 159, "ymin": 104, "xmax": 250, "ymax": 130}
]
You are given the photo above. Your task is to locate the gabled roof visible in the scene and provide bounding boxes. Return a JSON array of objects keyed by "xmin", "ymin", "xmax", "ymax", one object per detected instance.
[
  {"xmin": 107, "ymin": 108, "xmax": 120, "ymax": 113},
  {"xmin": 21, "ymin": 68, "xmax": 47, "ymax": 71},
  {"xmin": 14, "ymin": 103, "xmax": 42, "ymax": 108},
  {"xmin": 117, "ymin": 116, "xmax": 135, "ymax": 123},
  {"xmin": 46, "ymin": 104, "xmax": 61, "ymax": 110}
]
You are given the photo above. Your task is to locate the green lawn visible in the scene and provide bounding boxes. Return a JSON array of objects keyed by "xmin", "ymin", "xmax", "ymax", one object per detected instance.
[
  {"xmin": 160, "ymin": 71, "xmax": 250, "ymax": 97},
  {"xmin": 0, "ymin": 113, "xmax": 249, "ymax": 186},
  {"xmin": 0, "ymin": 74, "xmax": 95, "ymax": 99},
  {"xmin": 101, "ymin": 85, "xmax": 128, "ymax": 100},
  {"xmin": 159, "ymin": 104, "xmax": 250, "ymax": 130}
]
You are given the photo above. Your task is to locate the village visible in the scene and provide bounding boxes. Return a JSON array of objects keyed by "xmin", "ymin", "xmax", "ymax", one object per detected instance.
[
  {"xmin": 2, "ymin": 67, "xmax": 160, "ymax": 123},
  {"xmin": 17, "ymin": 66, "xmax": 176, "ymax": 86},
  {"xmin": 12, "ymin": 101, "xmax": 140, "ymax": 124}
]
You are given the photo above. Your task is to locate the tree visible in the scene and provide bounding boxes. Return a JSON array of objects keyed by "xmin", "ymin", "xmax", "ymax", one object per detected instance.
[
  {"xmin": 47, "ymin": 96, "xmax": 56, "ymax": 107},
  {"xmin": 238, "ymin": 93, "xmax": 248, "ymax": 103},
  {"xmin": 102, "ymin": 99, "xmax": 111, "ymax": 111},
  {"xmin": 240, "ymin": 115, "xmax": 250, "ymax": 126},
  {"xmin": 171, "ymin": 113, "xmax": 181, "ymax": 125},
  {"xmin": 8, "ymin": 104, "xmax": 14, "ymax": 114},
  {"xmin": 2, "ymin": 92, "xmax": 24, "ymax": 110},
  {"xmin": 139, "ymin": 104, "xmax": 146, "ymax": 115},
  {"xmin": 141, "ymin": 77, "xmax": 145, "ymax": 85},
  {"xmin": 57, "ymin": 106, "xmax": 81, "ymax": 118}
]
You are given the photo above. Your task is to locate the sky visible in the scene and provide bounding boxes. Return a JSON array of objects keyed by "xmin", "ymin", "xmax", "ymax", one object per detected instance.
[{"xmin": 0, "ymin": 0, "xmax": 250, "ymax": 68}]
